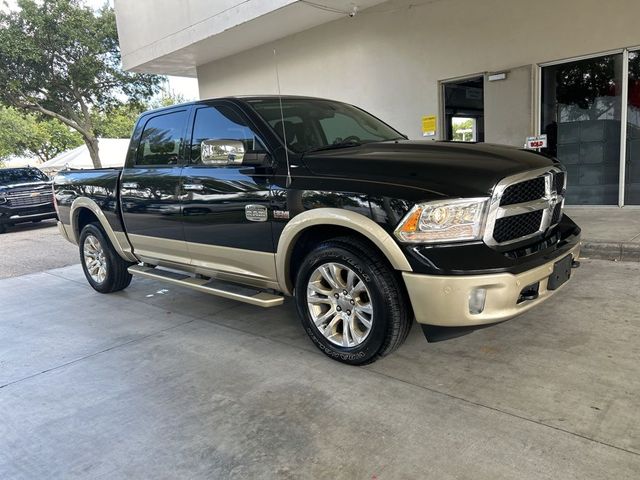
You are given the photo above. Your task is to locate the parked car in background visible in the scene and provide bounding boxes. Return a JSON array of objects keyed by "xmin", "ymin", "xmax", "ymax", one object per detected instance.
[
  {"xmin": 0, "ymin": 167, "xmax": 57, "ymax": 233},
  {"xmin": 53, "ymin": 96, "xmax": 581, "ymax": 365}
]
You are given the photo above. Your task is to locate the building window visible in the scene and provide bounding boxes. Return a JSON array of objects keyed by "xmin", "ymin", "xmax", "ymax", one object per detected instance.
[
  {"xmin": 625, "ymin": 50, "xmax": 640, "ymax": 205},
  {"xmin": 541, "ymin": 54, "xmax": 623, "ymax": 205}
]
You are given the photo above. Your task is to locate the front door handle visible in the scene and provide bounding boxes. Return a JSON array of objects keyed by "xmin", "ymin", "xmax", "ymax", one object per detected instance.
[
  {"xmin": 183, "ymin": 183, "xmax": 204, "ymax": 192},
  {"xmin": 122, "ymin": 182, "xmax": 138, "ymax": 189}
]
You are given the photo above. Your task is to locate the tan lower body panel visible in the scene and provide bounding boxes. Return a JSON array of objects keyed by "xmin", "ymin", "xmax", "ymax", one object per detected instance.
[
  {"xmin": 58, "ymin": 222, "xmax": 76, "ymax": 245},
  {"xmin": 403, "ymin": 243, "xmax": 581, "ymax": 327},
  {"xmin": 127, "ymin": 234, "xmax": 279, "ymax": 290}
]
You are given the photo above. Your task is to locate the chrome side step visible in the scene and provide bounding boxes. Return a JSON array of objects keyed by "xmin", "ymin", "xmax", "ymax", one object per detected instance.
[{"xmin": 128, "ymin": 264, "xmax": 284, "ymax": 308}]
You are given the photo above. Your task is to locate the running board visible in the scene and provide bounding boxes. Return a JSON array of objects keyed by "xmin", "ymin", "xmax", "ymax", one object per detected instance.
[{"xmin": 128, "ymin": 265, "xmax": 284, "ymax": 308}]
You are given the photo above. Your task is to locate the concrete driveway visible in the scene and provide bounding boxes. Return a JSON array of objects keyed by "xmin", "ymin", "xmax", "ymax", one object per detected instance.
[
  {"xmin": 1, "ymin": 259, "xmax": 639, "ymax": 479},
  {"xmin": 0, "ymin": 220, "xmax": 78, "ymax": 279}
]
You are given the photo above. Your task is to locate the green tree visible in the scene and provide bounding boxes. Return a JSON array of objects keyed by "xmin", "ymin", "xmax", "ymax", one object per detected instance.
[
  {"xmin": 452, "ymin": 118, "xmax": 474, "ymax": 142},
  {"xmin": 92, "ymin": 91, "xmax": 190, "ymax": 139},
  {"xmin": 0, "ymin": 106, "xmax": 82, "ymax": 162},
  {"xmin": 149, "ymin": 91, "xmax": 189, "ymax": 109},
  {"xmin": 0, "ymin": 0, "xmax": 163, "ymax": 168},
  {"xmin": 92, "ymin": 104, "xmax": 141, "ymax": 139}
]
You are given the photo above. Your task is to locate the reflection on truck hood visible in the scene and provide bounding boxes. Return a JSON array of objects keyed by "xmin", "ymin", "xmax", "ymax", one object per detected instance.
[{"xmin": 302, "ymin": 140, "xmax": 557, "ymax": 198}]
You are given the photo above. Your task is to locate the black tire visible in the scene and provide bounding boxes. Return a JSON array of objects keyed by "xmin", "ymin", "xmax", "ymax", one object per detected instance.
[
  {"xmin": 79, "ymin": 222, "xmax": 133, "ymax": 293},
  {"xmin": 0, "ymin": 223, "xmax": 6, "ymax": 234},
  {"xmin": 294, "ymin": 236, "xmax": 412, "ymax": 365}
]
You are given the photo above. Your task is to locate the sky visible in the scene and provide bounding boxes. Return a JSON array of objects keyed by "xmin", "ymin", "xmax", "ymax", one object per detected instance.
[{"xmin": 1, "ymin": 0, "xmax": 200, "ymax": 100}]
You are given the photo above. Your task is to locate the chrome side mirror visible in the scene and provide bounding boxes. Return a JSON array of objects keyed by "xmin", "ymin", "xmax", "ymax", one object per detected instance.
[{"xmin": 201, "ymin": 139, "xmax": 245, "ymax": 165}]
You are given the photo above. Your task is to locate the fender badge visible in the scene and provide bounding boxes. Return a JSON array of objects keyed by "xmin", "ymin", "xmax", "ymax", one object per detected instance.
[
  {"xmin": 245, "ymin": 204, "xmax": 268, "ymax": 222},
  {"xmin": 273, "ymin": 210, "xmax": 290, "ymax": 220}
]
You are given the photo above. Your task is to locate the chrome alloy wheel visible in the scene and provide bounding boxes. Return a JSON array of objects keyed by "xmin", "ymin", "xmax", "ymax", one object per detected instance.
[
  {"xmin": 306, "ymin": 262, "xmax": 374, "ymax": 347},
  {"xmin": 83, "ymin": 234, "xmax": 107, "ymax": 284}
]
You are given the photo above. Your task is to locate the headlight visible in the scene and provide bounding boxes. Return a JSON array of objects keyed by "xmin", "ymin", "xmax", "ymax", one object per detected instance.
[{"xmin": 394, "ymin": 198, "xmax": 488, "ymax": 243}]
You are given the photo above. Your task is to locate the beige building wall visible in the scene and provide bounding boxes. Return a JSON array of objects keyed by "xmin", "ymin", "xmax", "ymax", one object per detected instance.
[{"xmin": 197, "ymin": 0, "xmax": 640, "ymax": 143}]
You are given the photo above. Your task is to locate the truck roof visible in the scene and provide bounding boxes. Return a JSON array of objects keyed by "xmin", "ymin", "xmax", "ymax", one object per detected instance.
[{"xmin": 139, "ymin": 95, "xmax": 344, "ymax": 116}]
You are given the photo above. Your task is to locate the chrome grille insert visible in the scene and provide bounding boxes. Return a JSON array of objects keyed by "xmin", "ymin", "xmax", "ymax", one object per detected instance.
[
  {"xmin": 7, "ymin": 191, "xmax": 53, "ymax": 207},
  {"xmin": 484, "ymin": 166, "xmax": 565, "ymax": 247}
]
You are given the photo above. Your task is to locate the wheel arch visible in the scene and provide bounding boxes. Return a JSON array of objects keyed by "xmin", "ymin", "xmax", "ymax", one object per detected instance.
[
  {"xmin": 70, "ymin": 197, "xmax": 138, "ymax": 262},
  {"xmin": 276, "ymin": 208, "xmax": 412, "ymax": 295}
]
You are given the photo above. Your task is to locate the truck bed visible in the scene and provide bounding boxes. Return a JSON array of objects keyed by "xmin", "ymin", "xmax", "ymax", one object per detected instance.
[{"xmin": 53, "ymin": 168, "xmax": 125, "ymax": 236}]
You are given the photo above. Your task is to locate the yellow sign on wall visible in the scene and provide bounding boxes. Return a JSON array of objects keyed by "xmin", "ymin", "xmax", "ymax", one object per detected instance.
[{"xmin": 422, "ymin": 115, "xmax": 437, "ymax": 137}]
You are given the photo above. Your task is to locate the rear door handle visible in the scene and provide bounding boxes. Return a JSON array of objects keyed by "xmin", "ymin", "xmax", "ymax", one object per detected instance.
[
  {"xmin": 122, "ymin": 182, "xmax": 138, "ymax": 189},
  {"xmin": 183, "ymin": 184, "xmax": 204, "ymax": 191}
]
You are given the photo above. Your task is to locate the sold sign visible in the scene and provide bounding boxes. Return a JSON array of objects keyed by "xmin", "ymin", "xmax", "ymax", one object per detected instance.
[{"xmin": 525, "ymin": 135, "xmax": 547, "ymax": 150}]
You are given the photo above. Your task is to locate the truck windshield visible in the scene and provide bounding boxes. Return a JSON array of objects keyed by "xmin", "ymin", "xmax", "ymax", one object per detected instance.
[
  {"xmin": 0, "ymin": 168, "xmax": 48, "ymax": 185},
  {"xmin": 248, "ymin": 98, "xmax": 404, "ymax": 153}
]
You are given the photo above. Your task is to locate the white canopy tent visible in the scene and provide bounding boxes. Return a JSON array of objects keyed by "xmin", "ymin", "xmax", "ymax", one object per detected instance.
[
  {"xmin": 40, "ymin": 139, "xmax": 130, "ymax": 174},
  {"xmin": 1, "ymin": 155, "xmax": 39, "ymax": 168}
]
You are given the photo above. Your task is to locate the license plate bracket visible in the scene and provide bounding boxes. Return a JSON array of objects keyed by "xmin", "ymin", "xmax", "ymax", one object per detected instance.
[{"xmin": 548, "ymin": 255, "xmax": 572, "ymax": 290}]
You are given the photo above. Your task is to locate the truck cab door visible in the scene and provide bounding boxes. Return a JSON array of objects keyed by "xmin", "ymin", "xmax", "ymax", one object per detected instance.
[
  {"xmin": 180, "ymin": 103, "xmax": 275, "ymax": 285},
  {"xmin": 120, "ymin": 108, "xmax": 190, "ymax": 266}
]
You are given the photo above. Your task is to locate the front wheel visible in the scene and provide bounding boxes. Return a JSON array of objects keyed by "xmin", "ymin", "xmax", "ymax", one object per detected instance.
[
  {"xmin": 294, "ymin": 237, "xmax": 412, "ymax": 365},
  {"xmin": 79, "ymin": 223, "xmax": 133, "ymax": 293}
]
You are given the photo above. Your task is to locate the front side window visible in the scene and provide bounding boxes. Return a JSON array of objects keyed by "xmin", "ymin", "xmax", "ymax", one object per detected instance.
[
  {"xmin": 248, "ymin": 99, "xmax": 403, "ymax": 153},
  {"xmin": 136, "ymin": 110, "xmax": 187, "ymax": 166},
  {"xmin": 190, "ymin": 106, "xmax": 266, "ymax": 164}
]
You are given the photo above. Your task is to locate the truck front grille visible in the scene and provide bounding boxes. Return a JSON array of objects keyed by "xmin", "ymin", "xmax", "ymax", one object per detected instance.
[
  {"xmin": 484, "ymin": 167, "xmax": 566, "ymax": 247},
  {"xmin": 7, "ymin": 191, "xmax": 53, "ymax": 207},
  {"xmin": 493, "ymin": 210, "xmax": 544, "ymax": 243},
  {"xmin": 500, "ymin": 177, "xmax": 546, "ymax": 206},
  {"xmin": 550, "ymin": 203, "xmax": 563, "ymax": 225}
]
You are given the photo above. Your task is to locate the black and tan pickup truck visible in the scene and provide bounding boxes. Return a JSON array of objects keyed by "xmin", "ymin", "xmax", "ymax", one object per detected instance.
[{"xmin": 53, "ymin": 96, "xmax": 581, "ymax": 364}]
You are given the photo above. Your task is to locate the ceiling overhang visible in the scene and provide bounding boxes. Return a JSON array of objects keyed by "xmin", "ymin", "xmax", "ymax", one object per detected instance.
[{"xmin": 116, "ymin": 0, "xmax": 388, "ymax": 77}]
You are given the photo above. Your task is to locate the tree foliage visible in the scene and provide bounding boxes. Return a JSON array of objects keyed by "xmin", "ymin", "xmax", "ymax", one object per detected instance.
[
  {"xmin": 0, "ymin": 0, "xmax": 163, "ymax": 167},
  {"xmin": 92, "ymin": 91, "xmax": 190, "ymax": 139},
  {"xmin": 0, "ymin": 106, "xmax": 82, "ymax": 162}
]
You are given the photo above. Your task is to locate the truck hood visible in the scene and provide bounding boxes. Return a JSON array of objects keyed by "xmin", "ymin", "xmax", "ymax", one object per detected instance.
[
  {"xmin": 302, "ymin": 140, "xmax": 556, "ymax": 198},
  {"xmin": 0, "ymin": 180, "xmax": 51, "ymax": 193}
]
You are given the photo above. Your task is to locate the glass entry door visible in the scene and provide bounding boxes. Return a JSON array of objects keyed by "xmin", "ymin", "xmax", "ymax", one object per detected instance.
[
  {"xmin": 625, "ymin": 50, "xmax": 640, "ymax": 204},
  {"xmin": 443, "ymin": 76, "xmax": 485, "ymax": 142},
  {"xmin": 541, "ymin": 54, "xmax": 623, "ymax": 205}
]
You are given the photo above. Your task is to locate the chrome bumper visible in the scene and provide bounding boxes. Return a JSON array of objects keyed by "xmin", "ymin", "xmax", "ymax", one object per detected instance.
[{"xmin": 403, "ymin": 243, "xmax": 581, "ymax": 327}]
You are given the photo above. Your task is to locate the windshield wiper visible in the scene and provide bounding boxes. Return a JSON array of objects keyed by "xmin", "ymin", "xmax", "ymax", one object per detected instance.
[{"xmin": 304, "ymin": 140, "xmax": 364, "ymax": 154}]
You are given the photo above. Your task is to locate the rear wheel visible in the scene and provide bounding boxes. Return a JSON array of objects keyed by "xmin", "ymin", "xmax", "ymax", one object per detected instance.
[
  {"xmin": 294, "ymin": 237, "xmax": 412, "ymax": 365},
  {"xmin": 79, "ymin": 223, "xmax": 133, "ymax": 293}
]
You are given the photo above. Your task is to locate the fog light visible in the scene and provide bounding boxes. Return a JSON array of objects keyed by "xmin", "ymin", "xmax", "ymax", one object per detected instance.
[{"xmin": 469, "ymin": 288, "xmax": 487, "ymax": 315}]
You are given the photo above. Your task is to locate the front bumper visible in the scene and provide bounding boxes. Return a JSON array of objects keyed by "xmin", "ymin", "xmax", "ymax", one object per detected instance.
[
  {"xmin": 0, "ymin": 204, "xmax": 56, "ymax": 225},
  {"xmin": 403, "ymin": 242, "xmax": 580, "ymax": 327}
]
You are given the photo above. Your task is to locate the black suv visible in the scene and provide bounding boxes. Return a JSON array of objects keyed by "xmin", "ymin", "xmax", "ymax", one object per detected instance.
[{"xmin": 0, "ymin": 167, "xmax": 57, "ymax": 233}]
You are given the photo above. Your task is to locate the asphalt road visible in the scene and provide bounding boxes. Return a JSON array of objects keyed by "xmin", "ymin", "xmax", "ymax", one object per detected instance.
[{"xmin": 0, "ymin": 220, "xmax": 79, "ymax": 279}]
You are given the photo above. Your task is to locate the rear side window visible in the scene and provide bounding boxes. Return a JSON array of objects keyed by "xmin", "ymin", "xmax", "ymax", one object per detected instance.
[
  {"xmin": 190, "ymin": 106, "xmax": 266, "ymax": 164},
  {"xmin": 136, "ymin": 111, "xmax": 187, "ymax": 166}
]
